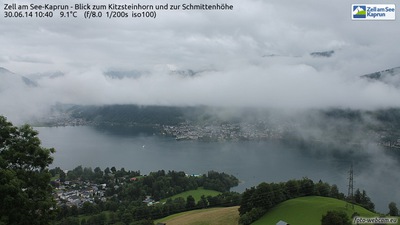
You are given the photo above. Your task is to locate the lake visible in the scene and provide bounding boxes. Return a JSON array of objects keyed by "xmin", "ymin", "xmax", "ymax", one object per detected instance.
[{"xmin": 36, "ymin": 126, "xmax": 400, "ymax": 213}]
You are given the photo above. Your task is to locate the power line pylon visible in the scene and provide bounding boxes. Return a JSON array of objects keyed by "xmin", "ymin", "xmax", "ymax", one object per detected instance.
[{"xmin": 346, "ymin": 162, "xmax": 354, "ymax": 209}]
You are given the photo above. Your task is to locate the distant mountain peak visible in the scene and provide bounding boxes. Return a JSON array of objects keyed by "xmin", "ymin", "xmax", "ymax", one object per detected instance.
[
  {"xmin": 310, "ymin": 50, "xmax": 335, "ymax": 58},
  {"xmin": 104, "ymin": 70, "xmax": 145, "ymax": 79},
  {"xmin": 0, "ymin": 67, "xmax": 14, "ymax": 75},
  {"xmin": 361, "ymin": 66, "xmax": 400, "ymax": 87},
  {"xmin": 170, "ymin": 69, "xmax": 212, "ymax": 78},
  {"xmin": 361, "ymin": 66, "xmax": 400, "ymax": 79},
  {"xmin": 0, "ymin": 67, "xmax": 37, "ymax": 88},
  {"xmin": 25, "ymin": 71, "xmax": 65, "ymax": 81}
]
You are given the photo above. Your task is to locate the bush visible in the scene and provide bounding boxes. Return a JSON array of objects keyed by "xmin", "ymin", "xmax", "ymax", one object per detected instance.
[{"xmin": 239, "ymin": 207, "xmax": 267, "ymax": 225}]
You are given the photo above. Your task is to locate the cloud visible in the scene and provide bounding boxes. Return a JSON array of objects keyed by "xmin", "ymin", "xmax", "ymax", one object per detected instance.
[
  {"xmin": 10, "ymin": 55, "xmax": 53, "ymax": 64},
  {"xmin": 1, "ymin": 0, "xmax": 399, "ymax": 212},
  {"xmin": 1, "ymin": 0, "xmax": 399, "ymax": 73},
  {"xmin": 1, "ymin": 59, "xmax": 399, "ymax": 124},
  {"xmin": 0, "ymin": 0, "xmax": 399, "ymax": 120}
]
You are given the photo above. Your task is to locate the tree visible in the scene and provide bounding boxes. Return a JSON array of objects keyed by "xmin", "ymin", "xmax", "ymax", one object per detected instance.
[
  {"xmin": 271, "ymin": 183, "xmax": 286, "ymax": 204},
  {"xmin": 239, "ymin": 187, "xmax": 256, "ymax": 215},
  {"xmin": 316, "ymin": 180, "xmax": 331, "ymax": 197},
  {"xmin": 330, "ymin": 184, "xmax": 341, "ymax": 199},
  {"xmin": 0, "ymin": 116, "xmax": 55, "ymax": 225},
  {"xmin": 354, "ymin": 189, "xmax": 362, "ymax": 203},
  {"xmin": 59, "ymin": 169, "xmax": 66, "ymax": 183},
  {"xmin": 299, "ymin": 177, "xmax": 315, "ymax": 196},
  {"xmin": 321, "ymin": 210, "xmax": 351, "ymax": 225},
  {"xmin": 58, "ymin": 217, "xmax": 80, "ymax": 225},
  {"xmin": 121, "ymin": 211, "xmax": 133, "ymax": 224},
  {"xmin": 70, "ymin": 205, "xmax": 79, "ymax": 217},
  {"xmin": 354, "ymin": 189, "xmax": 375, "ymax": 211},
  {"xmin": 186, "ymin": 195, "xmax": 196, "ymax": 210},
  {"xmin": 285, "ymin": 179, "xmax": 300, "ymax": 198},
  {"xmin": 360, "ymin": 190, "xmax": 375, "ymax": 211},
  {"xmin": 130, "ymin": 219, "xmax": 154, "ymax": 225},
  {"xmin": 239, "ymin": 207, "xmax": 266, "ymax": 225},
  {"xmin": 389, "ymin": 202, "xmax": 399, "ymax": 216},
  {"xmin": 94, "ymin": 167, "xmax": 103, "ymax": 176},
  {"xmin": 253, "ymin": 182, "xmax": 273, "ymax": 210},
  {"xmin": 111, "ymin": 166, "xmax": 116, "ymax": 174},
  {"xmin": 197, "ymin": 195, "xmax": 208, "ymax": 208},
  {"xmin": 81, "ymin": 202, "xmax": 97, "ymax": 215},
  {"xmin": 83, "ymin": 167, "xmax": 94, "ymax": 180},
  {"xmin": 170, "ymin": 197, "xmax": 186, "ymax": 213},
  {"xmin": 104, "ymin": 167, "xmax": 111, "ymax": 175},
  {"xmin": 207, "ymin": 195, "xmax": 220, "ymax": 207}
]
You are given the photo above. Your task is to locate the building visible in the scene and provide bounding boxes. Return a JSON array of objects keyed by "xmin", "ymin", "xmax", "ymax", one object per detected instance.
[{"xmin": 276, "ymin": 220, "xmax": 290, "ymax": 225}]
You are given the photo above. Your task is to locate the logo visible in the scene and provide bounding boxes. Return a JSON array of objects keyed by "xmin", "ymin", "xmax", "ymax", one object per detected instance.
[
  {"xmin": 353, "ymin": 5, "xmax": 366, "ymax": 18},
  {"xmin": 352, "ymin": 4, "xmax": 395, "ymax": 20}
]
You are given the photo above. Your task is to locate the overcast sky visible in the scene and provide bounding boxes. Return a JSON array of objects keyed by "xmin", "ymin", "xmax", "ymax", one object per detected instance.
[
  {"xmin": 2, "ymin": 0, "xmax": 400, "ymax": 211},
  {"xmin": 1, "ymin": 0, "xmax": 400, "ymax": 119}
]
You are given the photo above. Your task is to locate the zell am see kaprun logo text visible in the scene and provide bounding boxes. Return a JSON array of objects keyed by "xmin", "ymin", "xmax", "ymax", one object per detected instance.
[{"xmin": 352, "ymin": 4, "xmax": 395, "ymax": 20}]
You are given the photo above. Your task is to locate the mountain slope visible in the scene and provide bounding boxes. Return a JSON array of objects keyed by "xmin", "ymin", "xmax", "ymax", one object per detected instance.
[
  {"xmin": 252, "ymin": 196, "xmax": 379, "ymax": 225},
  {"xmin": 361, "ymin": 66, "xmax": 400, "ymax": 87},
  {"xmin": 0, "ymin": 67, "xmax": 37, "ymax": 90}
]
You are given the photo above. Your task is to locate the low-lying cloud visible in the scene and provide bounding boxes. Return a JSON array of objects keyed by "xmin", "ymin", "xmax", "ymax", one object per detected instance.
[
  {"xmin": 1, "ymin": 55, "xmax": 400, "ymax": 123},
  {"xmin": 1, "ymin": 0, "xmax": 400, "ymax": 214}
]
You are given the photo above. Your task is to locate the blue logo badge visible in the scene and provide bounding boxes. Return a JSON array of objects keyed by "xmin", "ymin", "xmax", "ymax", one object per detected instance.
[{"xmin": 353, "ymin": 5, "xmax": 366, "ymax": 19}]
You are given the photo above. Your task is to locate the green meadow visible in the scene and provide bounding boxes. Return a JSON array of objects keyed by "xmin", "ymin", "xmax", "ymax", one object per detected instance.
[
  {"xmin": 252, "ymin": 196, "xmax": 383, "ymax": 225},
  {"xmin": 161, "ymin": 187, "xmax": 221, "ymax": 203}
]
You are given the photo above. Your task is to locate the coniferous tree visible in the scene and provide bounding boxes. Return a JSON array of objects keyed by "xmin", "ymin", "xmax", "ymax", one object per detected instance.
[{"xmin": 389, "ymin": 202, "xmax": 399, "ymax": 216}]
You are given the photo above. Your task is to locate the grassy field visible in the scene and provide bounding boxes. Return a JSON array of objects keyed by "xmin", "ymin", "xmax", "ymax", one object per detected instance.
[
  {"xmin": 252, "ymin": 196, "xmax": 382, "ymax": 225},
  {"xmin": 50, "ymin": 174, "xmax": 60, "ymax": 181},
  {"xmin": 154, "ymin": 206, "xmax": 240, "ymax": 225},
  {"xmin": 161, "ymin": 187, "xmax": 221, "ymax": 203}
]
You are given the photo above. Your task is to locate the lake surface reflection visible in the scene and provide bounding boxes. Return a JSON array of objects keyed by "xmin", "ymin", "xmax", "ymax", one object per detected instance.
[{"xmin": 36, "ymin": 126, "xmax": 400, "ymax": 213}]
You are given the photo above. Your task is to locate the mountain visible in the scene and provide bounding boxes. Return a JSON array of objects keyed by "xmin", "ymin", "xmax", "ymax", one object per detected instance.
[
  {"xmin": 0, "ymin": 67, "xmax": 37, "ymax": 91},
  {"xmin": 0, "ymin": 67, "xmax": 13, "ymax": 74},
  {"xmin": 310, "ymin": 50, "xmax": 335, "ymax": 58},
  {"xmin": 0, "ymin": 67, "xmax": 16, "ymax": 76},
  {"xmin": 170, "ymin": 69, "xmax": 207, "ymax": 77},
  {"xmin": 104, "ymin": 70, "xmax": 145, "ymax": 79},
  {"xmin": 361, "ymin": 66, "xmax": 400, "ymax": 87},
  {"xmin": 0, "ymin": 67, "xmax": 37, "ymax": 87},
  {"xmin": 25, "ymin": 71, "xmax": 64, "ymax": 82},
  {"xmin": 104, "ymin": 69, "xmax": 207, "ymax": 80}
]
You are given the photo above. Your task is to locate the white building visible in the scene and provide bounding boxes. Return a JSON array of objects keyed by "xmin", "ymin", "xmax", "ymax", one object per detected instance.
[{"xmin": 276, "ymin": 220, "xmax": 289, "ymax": 225}]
